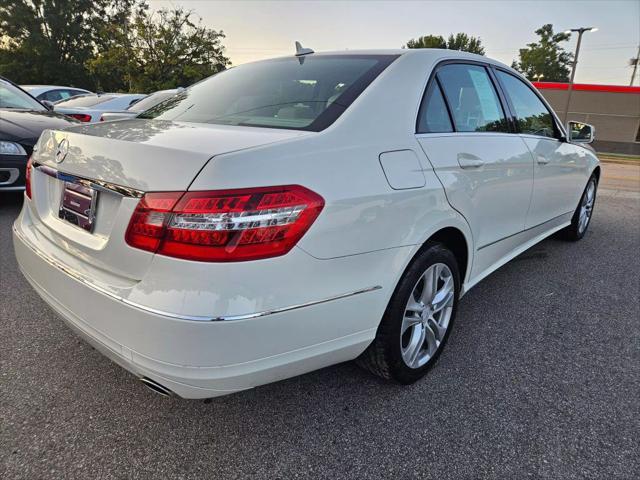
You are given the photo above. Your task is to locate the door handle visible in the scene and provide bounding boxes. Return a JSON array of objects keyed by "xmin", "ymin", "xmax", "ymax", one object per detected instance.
[
  {"xmin": 457, "ymin": 153, "xmax": 485, "ymax": 169},
  {"xmin": 536, "ymin": 155, "xmax": 550, "ymax": 165}
]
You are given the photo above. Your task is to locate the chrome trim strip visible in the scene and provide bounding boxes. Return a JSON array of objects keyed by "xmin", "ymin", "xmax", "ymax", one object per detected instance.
[
  {"xmin": 0, "ymin": 167, "xmax": 20, "ymax": 186},
  {"xmin": 34, "ymin": 162, "xmax": 144, "ymax": 198},
  {"xmin": 477, "ymin": 211, "xmax": 573, "ymax": 251},
  {"xmin": 209, "ymin": 285, "xmax": 383, "ymax": 321},
  {"xmin": 14, "ymin": 225, "xmax": 382, "ymax": 322}
]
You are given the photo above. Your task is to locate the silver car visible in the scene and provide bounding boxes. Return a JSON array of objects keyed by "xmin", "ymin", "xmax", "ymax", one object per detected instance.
[{"xmin": 99, "ymin": 89, "xmax": 182, "ymax": 122}]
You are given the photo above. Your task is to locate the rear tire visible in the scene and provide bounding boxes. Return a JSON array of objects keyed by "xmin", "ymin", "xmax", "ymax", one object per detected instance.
[
  {"xmin": 357, "ymin": 242, "xmax": 460, "ymax": 384},
  {"xmin": 559, "ymin": 175, "xmax": 598, "ymax": 241}
]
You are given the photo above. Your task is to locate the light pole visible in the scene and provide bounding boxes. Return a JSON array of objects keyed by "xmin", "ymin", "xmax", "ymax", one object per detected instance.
[
  {"xmin": 562, "ymin": 27, "xmax": 597, "ymax": 123},
  {"xmin": 630, "ymin": 45, "xmax": 640, "ymax": 86},
  {"xmin": 534, "ymin": 73, "xmax": 545, "ymax": 82}
]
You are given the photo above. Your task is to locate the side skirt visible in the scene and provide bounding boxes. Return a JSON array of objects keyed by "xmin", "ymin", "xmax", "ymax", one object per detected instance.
[{"xmin": 461, "ymin": 212, "xmax": 572, "ymax": 296}]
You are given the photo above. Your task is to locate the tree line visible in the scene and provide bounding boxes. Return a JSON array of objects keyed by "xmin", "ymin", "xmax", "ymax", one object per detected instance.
[
  {"xmin": 0, "ymin": 0, "xmax": 574, "ymax": 93},
  {"xmin": 0, "ymin": 0, "xmax": 229, "ymax": 92},
  {"xmin": 405, "ymin": 24, "xmax": 573, "ymax": 82}
]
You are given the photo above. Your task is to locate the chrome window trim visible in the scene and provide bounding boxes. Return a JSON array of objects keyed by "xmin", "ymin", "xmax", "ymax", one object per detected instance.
[
  {"xmin": 14, "ymin": 225, "xmax": 382, "ymax": 322},
  {"xmin": 33, "ymin": 162, "xmax": 145, "ymax": 198}
]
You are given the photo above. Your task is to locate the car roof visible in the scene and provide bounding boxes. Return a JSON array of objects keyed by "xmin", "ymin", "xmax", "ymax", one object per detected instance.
[
  {"xmin": 260, "ymin": 48, "xmax": 511, "ymax": 70},
  {"xmin": 21, "ymin": 85, "xmax": 91, "ymax": 90}
]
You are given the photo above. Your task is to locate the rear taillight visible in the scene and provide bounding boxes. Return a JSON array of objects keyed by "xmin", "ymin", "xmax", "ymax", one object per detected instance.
[
  {"xmin": 25, "ymin": 157, "xmax": 33, "ymax": 199},
  {"xmin": 125, "ymin": 185, "xmax": 324, "ymax": 262},
  {"xmin": 68, "ymin": 113, "xmax": 92, "ymax": 122}
]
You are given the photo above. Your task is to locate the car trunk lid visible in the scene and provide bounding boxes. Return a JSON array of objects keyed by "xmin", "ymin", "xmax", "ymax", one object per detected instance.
[{"xmin": 27, "ymin": 120, "xmax": 309, "ymax": 283}]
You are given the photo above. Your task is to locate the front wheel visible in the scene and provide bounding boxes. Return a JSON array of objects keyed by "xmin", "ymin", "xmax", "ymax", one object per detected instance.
[
  {"xmin": 560, "ymin": 175, "xmax": 598, "ymax": 241},
  {"xmin": 357, "ymin": 243, "xmax": 460, "ymax": 384}
]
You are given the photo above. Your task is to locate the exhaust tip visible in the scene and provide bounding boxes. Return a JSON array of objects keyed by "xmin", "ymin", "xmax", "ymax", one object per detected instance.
[{"xmin": 139, "ymin": 377, "xmax": 174, "ymax": 397}]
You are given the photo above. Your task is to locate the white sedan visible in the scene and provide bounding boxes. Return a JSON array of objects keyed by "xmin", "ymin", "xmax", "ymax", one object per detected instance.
[
  {"xmin": 13, "ymin": 48, "xmax": 599, "ymax": 399},
  {"xmin": 53, "ymin": 93, "xmax": 146, "ymax": 123}
]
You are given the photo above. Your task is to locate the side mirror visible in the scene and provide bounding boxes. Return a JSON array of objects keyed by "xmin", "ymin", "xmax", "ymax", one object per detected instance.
[
  {"xmin": 41, "ymin": 100, "xmax": 54, "ymax": 111},
  {"xmin": 567, "ymin": 121, "xmax": 595, "ymax": 144}
]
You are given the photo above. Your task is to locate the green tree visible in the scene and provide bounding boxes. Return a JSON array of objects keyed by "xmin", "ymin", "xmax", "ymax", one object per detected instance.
[
  {"xmin": 446, "ymin": 33, "xmax": 485, "ymax": 55},
  {"xmin": 512, "ymin": 24, "xmax": 573, "ymax": 82},
  {"xmin": 0, "ymin": 1, "xmax": 229, "ymax": 93},
  {"xmin": 86, "ymin": 1, "xmax": 148, "ymax": 92},
  {"xmin": 405, "ymin": 33, "xmax": 485, "ymax": 55},
  {"xmin": 406, "ymin": 35, "xmax": 447, "ymax": 50},
  {"xmin": 89, "ymin": 7, "xmax": 230, "ymax": 92},
  {"xmin": 0, "ymin": 0, "xmax": 138, "ymax": 89},
  {"xmin": 128, "ymin": 7, "xmax": 229, "ymax": 92}
]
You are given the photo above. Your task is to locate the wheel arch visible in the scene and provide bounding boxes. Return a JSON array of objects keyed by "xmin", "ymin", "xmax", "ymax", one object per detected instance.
[
  {"xmin": 394, "ymin": 222, "xmax": 473, "ymax": 295},
  {"xmin": 426, "ymin": 227, "xmax": 470, "ymax": 284}
]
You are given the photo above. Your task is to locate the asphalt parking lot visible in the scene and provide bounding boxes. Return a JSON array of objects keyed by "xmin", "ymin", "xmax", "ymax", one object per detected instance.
[{"xmin": 1, "ymin": 172, "xmax": 639, "ymax": 479}]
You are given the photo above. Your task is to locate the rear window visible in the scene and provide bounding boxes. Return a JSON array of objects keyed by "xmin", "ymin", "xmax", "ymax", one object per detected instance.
[
  {"xmin": 56, "ymin": 95, "xmax": 117, "ymax": 107},
  {"xmin": 139, "ymin": 55, "xmax": 398, "ymax": 131},
  {"xmin": 128, "ymin": 91, "xmax": 175, "ymax": 112}
]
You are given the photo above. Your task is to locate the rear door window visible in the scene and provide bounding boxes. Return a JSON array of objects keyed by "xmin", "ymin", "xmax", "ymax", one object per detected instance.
[{"xmin": 437, "ymin": 64, "xmax": 508, "ymax": 133}]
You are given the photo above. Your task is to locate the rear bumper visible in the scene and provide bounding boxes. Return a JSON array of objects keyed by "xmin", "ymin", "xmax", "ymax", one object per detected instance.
[
  {"xmin": 18, "ymin": 260, "xmax": 376, "ymax": 398},
  {"xmin": 13, "ymin": 202, "xmax": 406, "ymax": 399}
]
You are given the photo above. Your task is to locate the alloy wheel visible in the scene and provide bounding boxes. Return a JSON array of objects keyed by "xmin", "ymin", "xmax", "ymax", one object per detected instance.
[
  {"xmin": 400, "ymin": 263, "xmax": 455, "ymax": 369},
  {"xmin": 578, "ymin": 180, "xmax": 596, "ymax": 234}
]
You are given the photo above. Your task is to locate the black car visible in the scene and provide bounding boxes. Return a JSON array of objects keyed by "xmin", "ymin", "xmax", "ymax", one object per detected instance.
[{"xmin": 1, "ymin": 77, "xmax": 78, "ymax": 192}]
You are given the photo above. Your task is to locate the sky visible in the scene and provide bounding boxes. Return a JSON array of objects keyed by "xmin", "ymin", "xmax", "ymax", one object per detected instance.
[{"xmin": 149, "ymin": 0, "xmax": 640, "ymax": 85}]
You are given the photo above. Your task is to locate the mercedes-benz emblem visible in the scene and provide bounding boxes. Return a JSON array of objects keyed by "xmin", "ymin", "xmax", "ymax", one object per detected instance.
[{"xmin": 54, "ymin": 138, "xmax": 69, "ymax": 164}]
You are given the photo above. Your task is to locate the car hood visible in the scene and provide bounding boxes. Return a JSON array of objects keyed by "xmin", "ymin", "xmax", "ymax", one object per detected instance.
[
  {"xmin": 0, "ymin": 109, "xmax": 79, "ymax": 145},
  {"xmin": 33, "ymin": 119, "xmax": 312, "ymax": 191}
]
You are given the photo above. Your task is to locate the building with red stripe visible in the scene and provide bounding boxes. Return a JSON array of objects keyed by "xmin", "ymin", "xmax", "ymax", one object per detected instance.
[{"xmin": 533, "ymin": 82, "xmax": 640, "ymax": 155}]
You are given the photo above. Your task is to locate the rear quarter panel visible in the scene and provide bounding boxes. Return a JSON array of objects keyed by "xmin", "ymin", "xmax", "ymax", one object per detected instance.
[
  {"xmin": 191, "ymin": 135, "xmax": 469, "ymax": 260},
  {"xmin": 189, "ymin": 52, "xmax": 475, "ymax": 270}
]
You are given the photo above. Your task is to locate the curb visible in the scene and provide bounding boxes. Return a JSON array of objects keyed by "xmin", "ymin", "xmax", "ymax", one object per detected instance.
[{"xmin": 599, "ymin": 158, "xmax": 640, "ymax": 166}]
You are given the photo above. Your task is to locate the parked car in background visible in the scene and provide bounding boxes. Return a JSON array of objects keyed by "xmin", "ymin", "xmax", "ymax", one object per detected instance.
[
  {"xmin": 14, "ymin": 49, "xmax": 599, "ymax": 399},
  {"xmin": 54, "ymin": 93, "xmax": 146, "ymax": 123},
  {"xmin": 0, "ymin": 77, "xmax": 78, "ymax": 192},
  {"xmin": 21, "ymin": 85, "xmax": 93, "ymax": 103},
  {"xmin": 99, "ymin": 89, "xmax": 183, "ymax": 122}
]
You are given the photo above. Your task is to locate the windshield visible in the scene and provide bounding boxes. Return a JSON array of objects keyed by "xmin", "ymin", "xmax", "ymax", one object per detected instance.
[
  {"xmin": 55, "ymin": 94, "xmax": 117, "ymax": 108},
  {"xmin": 0, "ymin": 81, "xmax": 45, "ymax": 111},
  {"xmin": 139, "ymin": 55, "xmax": 398, "ymax": 131},
  {"xmin": 127, "ymin": 91, "xmax": 176, "ymax": 112}
]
